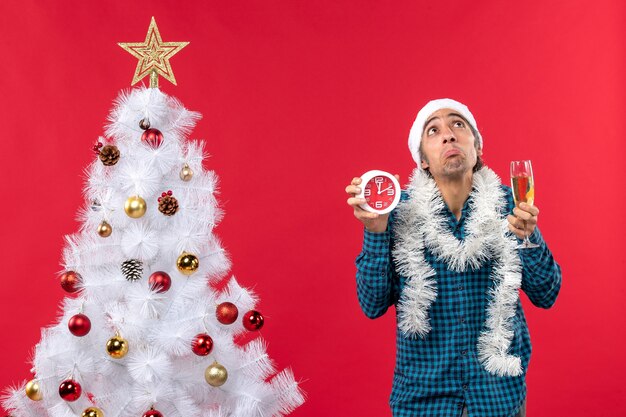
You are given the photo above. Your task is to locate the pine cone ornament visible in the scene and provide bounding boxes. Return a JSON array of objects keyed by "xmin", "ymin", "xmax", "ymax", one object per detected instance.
[
  {"xmin": 99, "ymin": 145, "xmax": 120, "ymax": 166},
  {"xmin": 158, "ymin": 191, "xmax": 178, "ymax": 216},
  {"xmin": 121, "ymin": 259, "xmax": 143, "ymax": 282}
]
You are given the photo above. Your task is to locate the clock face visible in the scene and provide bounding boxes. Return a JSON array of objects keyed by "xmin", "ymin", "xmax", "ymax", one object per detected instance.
[{"xmin": 364, "ymin": 175, "xmax": 397, "ymax": 211}]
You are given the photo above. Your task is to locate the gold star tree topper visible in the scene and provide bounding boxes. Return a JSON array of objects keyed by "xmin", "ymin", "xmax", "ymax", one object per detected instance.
[{"xmin": 118, "ymin": 17, "xmax": 189, "ymax": 88}]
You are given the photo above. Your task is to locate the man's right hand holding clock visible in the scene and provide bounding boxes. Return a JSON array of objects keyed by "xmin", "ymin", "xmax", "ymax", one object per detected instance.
[{"xmin": 345, "ymin": 174, "xmax": 400, "ymax": 233}]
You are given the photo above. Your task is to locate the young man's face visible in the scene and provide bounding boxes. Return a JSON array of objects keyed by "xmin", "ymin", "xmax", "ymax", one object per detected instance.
[{"xmin": 419, "ymin": 108, "xmax": 482, "ymax": 179}]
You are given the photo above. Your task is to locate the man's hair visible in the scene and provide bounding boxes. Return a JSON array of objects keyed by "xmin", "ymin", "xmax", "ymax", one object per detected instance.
[{"xmin": 418, "ymin": 123, "xmax": 484, "ymax": 177}]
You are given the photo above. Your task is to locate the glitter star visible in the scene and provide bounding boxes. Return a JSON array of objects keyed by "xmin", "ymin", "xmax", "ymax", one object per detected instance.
[{"xmin": 118, "ymin": 17, "xmax": 189, "ymax": 87}]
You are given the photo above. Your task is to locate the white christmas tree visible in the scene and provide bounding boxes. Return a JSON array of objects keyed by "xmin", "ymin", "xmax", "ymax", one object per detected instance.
[{"xmin": 2, "ymin": 18, "xmax": 304, "ymax": 417}]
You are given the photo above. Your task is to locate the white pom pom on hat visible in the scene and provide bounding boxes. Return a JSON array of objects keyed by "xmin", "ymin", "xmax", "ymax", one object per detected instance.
[{"xmin": 408, "ymin": 98, "xmax": 482, "ymax": 168}]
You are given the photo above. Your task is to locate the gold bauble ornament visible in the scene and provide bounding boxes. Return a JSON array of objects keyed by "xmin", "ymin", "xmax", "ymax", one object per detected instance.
[
  {"xmin": 25, "ymin": 379, "xmax": 42, "ymax": 401},
  {"xmin": 176, "ymin": 252, "xmax": 199, "ymax": 275},
  {"xmin": 180, "ymin": 164, "xmax": 193, "ymax": 181},
  {"xmin": 106, "ymin": 335, "xmax": 129, "ymax": 358},
  {"xmin": 97, "ymin": 220, "xmax": 113, "ymax": 237},
  {"xmin": 205, "ymin": 361, "xmax": 228, "ymax": 387},
  {"xmin": 82, "ymin": 407, "xmax": 104, "ymax": 417},
  {"xmin": 124, "ymin": 196, "xmax": 147, "ymax": 218}
]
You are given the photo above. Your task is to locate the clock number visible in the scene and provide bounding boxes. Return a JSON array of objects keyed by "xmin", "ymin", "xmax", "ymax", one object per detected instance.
[
  {"xmin": 375, "ymin": 176, "xmax": 384, "ymax": 184},
  {"xmin": 364, "ymin": 188, "xmax": 371, "ymax": 196},
  {"xmin": 387, "ymin": 188, "xmax": 395, "ymax": 196},
  {"xmin": 375, "ymin": 201, "xmax": 383, "ymax": 209}
]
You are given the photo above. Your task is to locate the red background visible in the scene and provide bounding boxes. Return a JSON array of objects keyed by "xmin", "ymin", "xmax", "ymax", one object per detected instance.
[{"xmin": 1, "ymin": 1, "xmax": 624, "ymax": 416}]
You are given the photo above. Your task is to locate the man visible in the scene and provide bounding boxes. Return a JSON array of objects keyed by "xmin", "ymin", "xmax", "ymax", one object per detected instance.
[{"xmin": 345, "ymin": 99, "xmax": 561, "ymax": 417}]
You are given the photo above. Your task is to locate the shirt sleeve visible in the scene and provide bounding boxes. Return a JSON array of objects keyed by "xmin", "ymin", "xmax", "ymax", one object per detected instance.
[
  {"xmin": 501, "ymin": 184, "xmax": 563, "ymax": 309},
  {"xmin": 519, "ymin": 227, "xmax": 562, "ymax": 309},
  {"xmin": 355, "ymin": 227, "xmax": 400, "ymax": 319}
]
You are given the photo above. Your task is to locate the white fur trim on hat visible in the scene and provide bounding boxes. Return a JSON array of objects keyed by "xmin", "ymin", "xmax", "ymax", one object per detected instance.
[{"xmin": 407, "ymin": 98, "xmax": 482, "ymax": 168}]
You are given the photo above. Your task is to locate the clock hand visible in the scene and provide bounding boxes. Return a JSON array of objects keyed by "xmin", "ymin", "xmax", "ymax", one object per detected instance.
[
  {"xmin": 378, "ymin": 186, "xmax": 392, "ymax": 194},
  {"xmin": 376, "ymin": 182, "xmax": 381, "ymax": 193}
]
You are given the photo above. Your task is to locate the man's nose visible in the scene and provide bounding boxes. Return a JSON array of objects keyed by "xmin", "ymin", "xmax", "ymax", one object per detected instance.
[{"xmin": 442, "ymin": 127, "xmax": 456, "ymax": 144}]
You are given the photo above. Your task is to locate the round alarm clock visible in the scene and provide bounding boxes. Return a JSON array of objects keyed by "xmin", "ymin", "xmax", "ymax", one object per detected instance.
[{"xmin": 357, "ymin": 170, "xmax": 401, "ymax": 214}]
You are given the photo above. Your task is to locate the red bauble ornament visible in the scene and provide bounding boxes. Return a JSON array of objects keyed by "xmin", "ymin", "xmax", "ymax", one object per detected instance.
[
  {"xmin": 60, "ymin": 271, "xmax": 82, "ymax": 293},
  {"xmin": 216, "ymin": 302, "xmax": 238, "ymax": 325},
  {"xmin": 68, "ymin": 314, "xmax": 91, "ymax": 337},
  {"xmin": 59, "ymin": 379, "xmax": 82, "ymax": 402},
  {"xmin": 191, "ymin": 333, "xmax": 214, "ymax": 356},
  {"xmin": 141, "ymin": 128, "xmax": 163, "ymax": 148},
  {"xmin": 143, "ymin": 409, "xmax": 163, "ymax": 417},
  {"xmin": 242, "ymin": 310, "xmax": 264, "ymax": 331},
  {"xmin": 148, "ymin": 271, "xmax": 171, "ymax": 293}
]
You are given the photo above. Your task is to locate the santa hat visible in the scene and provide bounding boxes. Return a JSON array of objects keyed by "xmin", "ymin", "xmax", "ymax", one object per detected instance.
[{"xmin": 408, "ymin": 98, "xmax": 482, "ymax": 168}]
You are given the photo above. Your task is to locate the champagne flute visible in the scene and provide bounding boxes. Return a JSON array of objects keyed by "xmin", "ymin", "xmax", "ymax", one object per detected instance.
[{"xmin": 510, "ymin": 160, "xmax": 539, "ymax": 249}]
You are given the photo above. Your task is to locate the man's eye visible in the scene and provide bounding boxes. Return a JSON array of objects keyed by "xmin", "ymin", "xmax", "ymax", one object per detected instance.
[
  {"xmin": 454, "ymin": 121, "xmax": 465, "ymax": 128},
  {"xmin": 427, "ymin": 127, "xmax": 437, "ymax": 135}
]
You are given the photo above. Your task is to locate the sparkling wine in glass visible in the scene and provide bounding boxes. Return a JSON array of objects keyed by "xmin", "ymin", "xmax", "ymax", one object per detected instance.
[{"xmin": 510, "ymin": 160, "xmax": 539, "ymax": 249}]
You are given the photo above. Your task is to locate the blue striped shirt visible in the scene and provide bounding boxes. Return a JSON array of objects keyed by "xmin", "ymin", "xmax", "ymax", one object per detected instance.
[{"xmin": 355, "ymin": 185, "xmax": 561, "ymax": 417}]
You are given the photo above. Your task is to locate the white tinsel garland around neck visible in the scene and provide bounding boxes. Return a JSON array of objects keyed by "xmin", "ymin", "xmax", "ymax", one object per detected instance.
[{"xmin": 392, "ymin": 167, "xmax": 524, "ymax": 377}]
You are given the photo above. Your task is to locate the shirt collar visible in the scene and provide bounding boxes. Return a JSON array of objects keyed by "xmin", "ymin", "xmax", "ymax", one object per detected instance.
[{"xmin": 441, "ymin": 192, "xmax": 474, "ymax": 229}]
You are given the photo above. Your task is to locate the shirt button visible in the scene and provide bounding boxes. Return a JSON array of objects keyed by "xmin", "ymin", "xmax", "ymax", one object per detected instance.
[
  {"xmin": 459, "ymin": 316, "xmax": 465, "ymax": 323},
  {"xmin": 461, "ymin": 350, "xmax": 467, "ymax": 356},
  {"xmin": 457, "ymin": 285, "xmax": 463, "ymax": 291},
  {"xmin": 462, "ymin": 384, "xmax": 468, "ymax": 390}
]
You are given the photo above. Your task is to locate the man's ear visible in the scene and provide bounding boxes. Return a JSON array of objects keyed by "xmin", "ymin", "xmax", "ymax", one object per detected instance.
[
  {"xmin": 421, "ymin": 159, "xmax": 429, "ymax": 169},
  {"xmin": 477, "ymin": 147, "xmax": 483, "ymax": 157}
]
